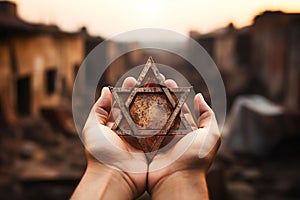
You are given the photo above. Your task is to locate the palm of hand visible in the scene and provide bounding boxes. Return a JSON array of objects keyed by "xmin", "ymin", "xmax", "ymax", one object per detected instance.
[
  {"xmin": 82, "ymin": 77, "xmax": 221, "ymax": 198},
  {"xmin": 83, "ymin": 86, "xmax": 148, "ymax": 197},
  {"xmin": 148, "ymin": 93, "xmax": 221, "ymax": 192}
]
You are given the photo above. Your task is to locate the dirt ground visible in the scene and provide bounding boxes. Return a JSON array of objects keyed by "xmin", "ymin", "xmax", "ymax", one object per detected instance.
[{"xmin": 0, "ymin": 118, "xmax": 299, "ymax": 200}]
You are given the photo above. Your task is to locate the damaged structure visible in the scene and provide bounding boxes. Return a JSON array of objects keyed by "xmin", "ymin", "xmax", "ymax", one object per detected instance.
[
  {"xmin": 0, "ymin": 1, "xmax": 84, "ymax": 125},
  {"xmin": 191, "ymin": 11, "xmax": 300, "ymax": 112},
  {"xmin": 191, "ymin": 10, "xmax": 300, "ymax": 200}
]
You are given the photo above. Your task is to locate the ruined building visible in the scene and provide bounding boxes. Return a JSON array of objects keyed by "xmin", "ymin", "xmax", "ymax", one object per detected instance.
[
  {"xmin": 0, "ymin": 1, "xmax": 147, "ymax": 131},
  {"xmin": 0, "ymin": 1, "xmax": 87, "ymax": 126},
  {"xmin": 191, "ymin": 11, "xmax": 300, "ymax": 111}
]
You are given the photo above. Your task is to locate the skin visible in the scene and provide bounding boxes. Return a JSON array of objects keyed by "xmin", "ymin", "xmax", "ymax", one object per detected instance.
[
  {"xmin": 71, "ymin": 77, "xmax": 221, "ymax": 200},
  {"xmin": 72, "ymin": 78, "xmax": 148, "ymax": 200}
]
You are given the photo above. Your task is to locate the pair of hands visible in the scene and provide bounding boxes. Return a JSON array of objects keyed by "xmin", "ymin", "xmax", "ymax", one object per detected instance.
[{"xmin": 73, "ymin": 77, "xmax": 221, "ymax": 199}]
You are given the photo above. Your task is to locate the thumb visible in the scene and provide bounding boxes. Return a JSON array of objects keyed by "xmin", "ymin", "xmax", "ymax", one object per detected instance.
[
  {"xmin": 194, "ymin": 93, "xmax": 215, "ymax": 129},
  {"xmin": 94, "ymin": 87, "xmax": 112, "ymax": 125}
]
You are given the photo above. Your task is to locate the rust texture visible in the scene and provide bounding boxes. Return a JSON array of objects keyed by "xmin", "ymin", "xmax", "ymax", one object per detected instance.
[
  {"xmin": 110, "ymin": 57, "xmax": 196, "ymax": 162},
  {"xmin": 130, "ymin": 93, "xmax": 173, "ymax": 129}
]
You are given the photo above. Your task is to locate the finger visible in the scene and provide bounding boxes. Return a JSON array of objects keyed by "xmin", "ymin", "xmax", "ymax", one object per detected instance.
[
  {"xmin": 165, "ymin": 79, "xmax": 197, "ymax": 129},
  {"xmin": 194, "ymin": 93, "xmax": 217, "ymax": 130},
  {"xmin": 122, "ymin": 76, "xmax": 137, "ymax": 88},
  {"xmin": 165, "ymin": 79, "xmax": 177, "ymax": 88},
  {"xmin": 107, "ymin": 108, "xmax": 120, "ymax": 128},
  {"xmin": 94, "ymin": 87, "xmax": 112, "ymax": 125},
  {"xmin": 108, "ymin": 100, "xmax": 121, "ymax": 125},
  {"xmin": 165, "ymin": 79, "xmax": 186, "ymax": 113},
  {"xmin": 159, "ymin": 73, "xmax": 166, "ymax": 82},
  {"xmin": 184, "ymin": 113, "xmax": 198, "ymax": 130},
  {"xmin": 108, "ymin": 77, "xmax": 137, "ymax": 125},
  {"xmin": 119, "ymin": 76, "xmax": 137, "ymax": 115},
  {"xmin": 193, "ymin": 94, "xmax": 221, "ymax": 159},
  {"xmin": 165, "ymin": 79, "xmax": 188, "ymax": 113}
]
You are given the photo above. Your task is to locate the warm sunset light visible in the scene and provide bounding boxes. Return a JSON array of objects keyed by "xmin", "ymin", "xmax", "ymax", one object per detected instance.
[
  {"xmin": 12, "ymin": 0, "xmax": 300, "ymax": 38},
  {"xmin": 1, "ymin": 0, "xmax": 300, "ymax": 199}
]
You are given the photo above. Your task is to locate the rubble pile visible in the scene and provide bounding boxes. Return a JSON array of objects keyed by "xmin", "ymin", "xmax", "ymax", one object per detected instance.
[{"xmin": 0, "ymin": 112, "xmax": 85, "ymax": 200}]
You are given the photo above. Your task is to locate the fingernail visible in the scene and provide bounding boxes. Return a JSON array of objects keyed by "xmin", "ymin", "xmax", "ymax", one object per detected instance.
[
  {"xmin": 197, "ymin": 93, "xmax": 204, "ymax": 101},
  {"xmin": 200, "ymin": 93, "xmax": 204, "ymax": 100},
  {"xmin": 101, "ymin": 87, "xmax": 108, "ymax": 97},
  {"xmin": 159, "ymin": 73, "xmax": 166, "ymax": 81}
]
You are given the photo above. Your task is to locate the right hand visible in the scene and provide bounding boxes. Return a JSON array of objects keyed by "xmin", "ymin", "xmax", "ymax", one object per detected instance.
[{"xmin": 82, "ymin": 77, "xmax": 148, "ymax": 198}]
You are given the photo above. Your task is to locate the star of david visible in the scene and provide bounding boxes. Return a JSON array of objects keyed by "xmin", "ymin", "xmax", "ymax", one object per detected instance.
[{"xmin": 110, "ymin": 57, "xmax": 196, "ymax": 162}]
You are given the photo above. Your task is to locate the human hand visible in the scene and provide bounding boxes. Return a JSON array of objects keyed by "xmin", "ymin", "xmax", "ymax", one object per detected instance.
[
  {"xmin": 147, "ymin": 79, "xmax": 221, "ymax": 199},
  {"xmin": 73, "ymin": 76, "xmax": 221, "ymax": 200},
  {"xmin": 73, "ymin": 77, "xmax": 148, "ymax": 199}
]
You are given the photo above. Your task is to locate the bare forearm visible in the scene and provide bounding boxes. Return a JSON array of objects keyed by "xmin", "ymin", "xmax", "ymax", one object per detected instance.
[
  {"xmin": 71, "ymin": 164, "xmax": 134, "ymax": 200},
  {"xmin": 151, "ymin": 171, "xmax": 209, "ymax": 200}
]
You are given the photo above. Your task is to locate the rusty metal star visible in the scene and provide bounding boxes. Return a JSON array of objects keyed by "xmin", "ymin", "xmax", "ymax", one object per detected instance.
[{"xmin": 110, "ymin": 57, "xmax": 196, "ymax": 162}]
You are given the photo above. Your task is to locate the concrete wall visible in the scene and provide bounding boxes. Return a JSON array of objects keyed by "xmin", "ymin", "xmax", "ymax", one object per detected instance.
[
  {"xmin": 0, "ymin": 33, "xmax": 84, "ymax": 118},
  {"xmin": 193, "ymin": 11, "xmax": 300, "ymax": 110},
  {"xmin": 252, "ymin": 13, "xmax": 289, "ymax": 102},
  {"xmin": 0, "ymin": 42, "xmax": 16, "ymax": 124},
  {"xmin": 194, "ymin": 27, "xmax": 251, "ymax": 102},
  {"xmin": 252, "ymin": 12, "xmax": 300, "ymax": 109},
  {"xmin": 285, "ymin": 20, "xmax": 300, "ymax": 111}
]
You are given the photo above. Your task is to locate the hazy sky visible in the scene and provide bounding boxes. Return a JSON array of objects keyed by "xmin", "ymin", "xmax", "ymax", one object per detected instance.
[{"xmin": 13, "ymin": 0, "xmax": 300, "ymax": 38}]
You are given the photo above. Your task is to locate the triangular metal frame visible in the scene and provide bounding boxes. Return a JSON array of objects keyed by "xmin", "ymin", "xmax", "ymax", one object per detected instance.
[{"xmin": 110, "ymin": 57, "xmax": 196, "ymax": 162}]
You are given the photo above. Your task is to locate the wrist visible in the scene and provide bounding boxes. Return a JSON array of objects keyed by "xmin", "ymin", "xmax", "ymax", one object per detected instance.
[
  {"xmin": 150, "ymin": 170, "xmax": 209, "ymax": 200},
  {"xmin": 72, "ymin": 161, "xmax": 136, "ymax": 200},
  {"xmin": 89, "ymin": 162, "xmax": 136, "ymax": 197}
]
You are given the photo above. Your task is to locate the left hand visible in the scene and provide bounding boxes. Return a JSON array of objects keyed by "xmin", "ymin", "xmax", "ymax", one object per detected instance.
[{"xmin": 147, "ymin": 79, "xmax": 221, "ymax": 198}]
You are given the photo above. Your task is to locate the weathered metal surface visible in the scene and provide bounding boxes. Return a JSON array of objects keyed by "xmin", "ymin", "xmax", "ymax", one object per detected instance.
[{"xmin": 110, "ymin": 57, "xmax": 196, "ymax": 162}]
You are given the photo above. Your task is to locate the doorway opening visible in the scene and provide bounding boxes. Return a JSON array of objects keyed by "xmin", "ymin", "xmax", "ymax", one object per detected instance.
[{"xmin": 17, "ymin": 76, "xmax": 31, "ymax": 115}]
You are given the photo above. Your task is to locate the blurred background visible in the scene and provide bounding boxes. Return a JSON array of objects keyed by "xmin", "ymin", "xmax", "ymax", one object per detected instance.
[{"xmin": 0, "ymin": 0, "xmax": 299, "ymax": 199}]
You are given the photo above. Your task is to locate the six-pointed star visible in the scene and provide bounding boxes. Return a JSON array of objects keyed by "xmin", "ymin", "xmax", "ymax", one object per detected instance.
[{"xmin": 110, "ymin": 57, "xmax": 197, "ymax": 162}]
